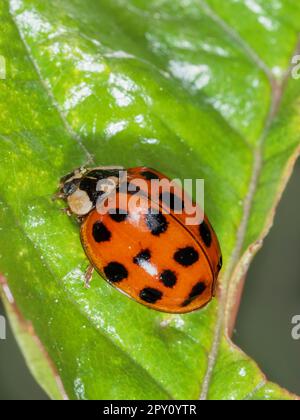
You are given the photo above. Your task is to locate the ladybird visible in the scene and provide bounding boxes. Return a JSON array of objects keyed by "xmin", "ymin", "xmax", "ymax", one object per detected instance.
[{"xmin": 58, "ymin": 166, "xmax": 222, "ymax": 313}]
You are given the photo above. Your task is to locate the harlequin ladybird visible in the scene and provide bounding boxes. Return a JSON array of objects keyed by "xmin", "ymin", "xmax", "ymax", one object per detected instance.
[{"xmin": 58, "ymin": 166, "xmax": 222, "ymax": 313}]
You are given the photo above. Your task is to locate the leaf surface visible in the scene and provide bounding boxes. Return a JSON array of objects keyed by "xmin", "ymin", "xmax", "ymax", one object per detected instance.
[{"xmin": 0, "ymin": 0, "xmax": 300, "ymax": 400}]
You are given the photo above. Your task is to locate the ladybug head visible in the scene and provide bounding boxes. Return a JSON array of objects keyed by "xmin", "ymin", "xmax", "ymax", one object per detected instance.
[{"xmin": 59, "ymin": 166, "xmax": 124, "ymax": 216}]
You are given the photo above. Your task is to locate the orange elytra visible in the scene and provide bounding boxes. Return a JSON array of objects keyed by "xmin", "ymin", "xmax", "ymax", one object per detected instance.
[{"xmin": 58, "ymin": 166, "xmax": 222, "ymax": 313}]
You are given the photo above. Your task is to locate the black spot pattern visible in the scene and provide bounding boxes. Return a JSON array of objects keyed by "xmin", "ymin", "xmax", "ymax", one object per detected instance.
[
  {"xmin": 160, "ymin": 270, "xmax": 177, "ymax": 288},
  {"xmin": 92, "ymin": 222, "xmax": 111, "ymax": 243},
  {"xmin": 133, "ymin": 249, "xmax": 151, "ymax": 265},
  {"xmin": 159, "ymin": 192, "xmax": 184, "ymax": 212},
  {"xmin": 145, "ymin": 210, "xmax": 168, "ymax": 236},
  {"xmin": 141, "ymin": 170, "xmax": 159, "ymax": 180},
  {"xmin": 80, "ymin": 177, "xmax": 100, "ymax": 205},
  {"xmin": 174, "ymin": 246, "xmax": 199, "ymax": 267},
  {"xmin": 117, "ymin": 182, "xmax": 144, "ymax": 199},
  {"xmin": 104, "ymin": 262, "xmax": 128, "ymax": 283},
  {"xmin": 109, "ymin": 209, "xmax": 128, "ymax": 223},
  {"xmin": 126, "ymin": 182, "xmax": 141, "ymax": 195},
  {"xmin": 182, "ymin": 282, "xmax": 206, "ymax": 307},
  {"xmin": 199, "ymin": 221, "xmax": 212, "ymax": 247},
  {"xmin": 139, "ymin": 287, "xmax": 162, "ymax": 304}
]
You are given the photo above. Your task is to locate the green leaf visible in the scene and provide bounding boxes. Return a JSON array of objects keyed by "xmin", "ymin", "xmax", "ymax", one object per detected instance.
[
  {"xmin": 0, "ymin": 276, "xmax": 66, "ymax": 400},
  {"xmin": 0, "ymin": 0, "xmax": 300, "ymax": 400}
]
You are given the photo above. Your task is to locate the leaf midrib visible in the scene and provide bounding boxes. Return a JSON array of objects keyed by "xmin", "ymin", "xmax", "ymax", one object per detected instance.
[
  {"xmin": 5, "ymin": 5, "xmax": 177, "ymax": 399},
  {"xmin": 7, "ymin": 2, "xmax": 217, "ymax": 399},
  {"xmin": 6, "ymin": 0, "xmax": 272, "ymax": 399}
]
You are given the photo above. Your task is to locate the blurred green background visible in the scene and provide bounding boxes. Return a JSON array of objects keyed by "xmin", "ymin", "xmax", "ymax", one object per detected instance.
[{"xmin": 0, "ymin": 161, "xmax": 299, "ymax": 400}]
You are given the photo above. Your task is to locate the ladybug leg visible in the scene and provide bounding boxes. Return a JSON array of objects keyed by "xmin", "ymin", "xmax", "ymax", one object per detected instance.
[
  {"xmin": 84, "ymin": 265, "xmax": 94, "ymax": 288},
  {"xmin": 60, "ymin": 207, "xmax": 84, "ymax": 225},
  {"xmin": 60, "ymin": 207, "xmax": 73, "ymax": 217},
  {"xmin": 76, "ymin": 215, "xmax": 85, "ymax": 224},
  {"xmin": 52, "ymin": 192, "xmax": 65, "ymax": 201}
]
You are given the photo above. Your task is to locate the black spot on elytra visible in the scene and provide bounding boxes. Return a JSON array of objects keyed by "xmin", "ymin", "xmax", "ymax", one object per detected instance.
[
  {"xmin": 182, "ymin": 282, "xmax": 206, "ymax": 307},
  {"xmin": 117, "ymin": 182, "xmax": 143, "ymax": 197},
  {"xmin": 141, "ymin": 170, "xmax": 159, "ymax": 180},
  {"xmin": 145, "ymin": 210, "xmax": 168, "ymax": 236},
  {"xmin": 79, "ymin": 177, "xmax": 100, "ymax": 205},
  {"xmin": 199, "ymin": 221, "xmax": 212, "ymax": 247},
  {"xmin": 109, "ymin": 208, "xmax": 128, "ymax": 223},
  {"xmin": 139, "ymin": 287, "xmax": 162, "ymax": 304},
  {"xmin": 160, "ymin": 270, "xmax": 177, "ymax": 288},
  {"xmin": 133, "ymin": 249, "xmax": 151, "ymax": 265},
  {"xmin": 159, "ymin": 192, "xmax": 184, "ymax": 212},
  {"xmin": 92, "ymin": 222, "xmax": 111, "ymax": 243},
  {"xmin": 104, "ymin": 262, "xmax": 128, "ymax": 283},
  {"xmin": 174, "ymin": 246, "xmax": 199, "ymax": 267},
  {"xmin": 127, "ymin": 182, "xmax": 141, "ymax": 195}
]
